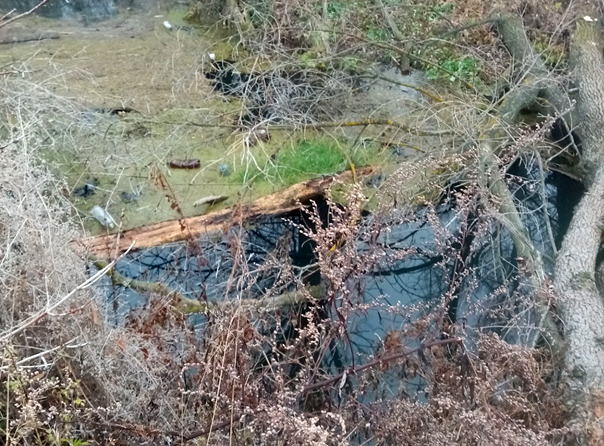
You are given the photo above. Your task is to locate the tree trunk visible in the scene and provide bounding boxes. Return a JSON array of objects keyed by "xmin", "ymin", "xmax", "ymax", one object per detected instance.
[
  {"xmin": 554, "ymin": 17, "xmax": 604, "ymax": 445},
  {"xmin": 223, "ymin": 0, "xmax": 254, "ymax": 35},
  {"xmin": 456, "ymin": 13, "xmax": 563, "ymax": 349},
  {"xmin": 493, "ymin": 10, "xmax": 573, "ymax": 119}
]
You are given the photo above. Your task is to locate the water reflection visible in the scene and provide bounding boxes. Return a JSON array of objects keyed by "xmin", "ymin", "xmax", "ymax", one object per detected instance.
[{"xmin": 96, "ymin": 161, "xmax": 582, "ymax": 405}]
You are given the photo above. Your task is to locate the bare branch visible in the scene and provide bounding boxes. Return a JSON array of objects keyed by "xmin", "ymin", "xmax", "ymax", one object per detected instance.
[{"xmin": 0, "ymin": 0, "xmax": 51, "ymax": 29}]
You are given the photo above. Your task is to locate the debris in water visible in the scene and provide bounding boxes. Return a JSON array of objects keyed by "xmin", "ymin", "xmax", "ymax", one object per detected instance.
[
  {"xmin": 90, "ymin": 206, "xmax": 117, "ymax": 229},
  {"xmin": 218, "ymin": 164, "xmax": 231, "ymax": 176},
  {"xmin": 365, "ymin": 173, "xmax": 384, "ymax": 188},
  {"xmin": 193, "ymin": 195, "xmax": 229, "ymax": 207},
  {"xmin": 163, "ymin": 21, "xmax": 172, "ymax": 29},
  {"xmin": 73, "ymin": 179, "xmax": 99, "ymax": 198},
  {"xmin": 248, "ymin": 128, "xmax": 270, "ymax": 146},
  {"xmin": 120, "ymin": 191, "xmax": 142, "ymax": 203},
  {"xmin": 168, "ymin": 159, "xmax": 201, "ymax": 169}
]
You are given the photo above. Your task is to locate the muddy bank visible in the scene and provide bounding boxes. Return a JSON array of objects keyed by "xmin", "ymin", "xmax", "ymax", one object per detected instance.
[{"xmin": 1, "ymin": 7, "xmax": 429, "ymax": 236}]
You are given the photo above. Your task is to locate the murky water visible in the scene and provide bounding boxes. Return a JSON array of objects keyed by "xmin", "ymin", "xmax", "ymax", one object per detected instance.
[
  {"xmin": 98, "ymin": 157, "xmax": 583, "ymax": 402},
  {"xmin": 1, "ymin": 6, "xmax": 430, "ymax": 235}
]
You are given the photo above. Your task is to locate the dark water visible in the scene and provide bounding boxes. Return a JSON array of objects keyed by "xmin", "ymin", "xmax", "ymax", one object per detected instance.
[
  {"xmin": 454, "ymin": 158, "xmax": 584, "ymax": 349},
  {"xmin": 95, "ymin": 159, "xmax": 583, "ymax": 405},
  {"xmin": 99, "ymin": 161, "xmax": 583, "ymax": 320}
]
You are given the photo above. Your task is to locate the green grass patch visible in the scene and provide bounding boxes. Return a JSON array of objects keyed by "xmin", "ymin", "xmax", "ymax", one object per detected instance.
[
  {"xmin": 236, "ymin": 138, "xmax": 374, "ymax": 186},
  {"xmin": 327, "ymin": 0, "xmax": 347, "ymax": 19},
  {"xmin": 278, "ymin": 140, "xmax": 347, "ymax": 184},
  {"xmin": 367, "ymin": 26, "xmax": 391, "ymax": 42},
  {"xmin": 425, "ymin": 55, "xmax": 481, "ymax": 84}
]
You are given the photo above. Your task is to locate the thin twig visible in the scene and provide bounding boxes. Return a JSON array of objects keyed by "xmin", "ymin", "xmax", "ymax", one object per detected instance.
[
  {"xmin": 184, "ymin": 118, "xmax": 452, "ymax": 136},
  {"xmin": 170, "ymin": 338, "xmax": 461, "ymax": 444},
  {"xmin": 0, "ymin": 241, "xmax": 135, "ymax": 342},
  {"xmin": 0, "ymin": 337, "xmax": 80, "ymax": 371},
  {"xmin": 0, "ymin": 0, "xmax": 51, "ymax": 29},
  {"xmin": 373, "ymin": 0, "xmax": 405, "ymax": 41},
  {"xmin": 303, "ymin": 337, "xmax": 461, "ymax": 393}
]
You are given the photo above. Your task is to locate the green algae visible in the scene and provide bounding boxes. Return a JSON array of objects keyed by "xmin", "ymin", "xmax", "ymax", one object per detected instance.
[{"xmin": 1, "ymin": 9, "xmax": 400, "ymax": 236}]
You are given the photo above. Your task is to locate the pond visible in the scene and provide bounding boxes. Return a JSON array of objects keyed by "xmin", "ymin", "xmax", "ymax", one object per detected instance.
[
  {"xmin": 95, "ymin": 157, "xmax": 582, "ymax": 407},
  {"xmin": 3, "ymin": 0, "xmax": 585, "ymax": 411}
]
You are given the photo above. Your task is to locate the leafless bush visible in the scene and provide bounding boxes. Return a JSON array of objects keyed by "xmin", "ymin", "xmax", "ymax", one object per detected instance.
[
  {"xmin": 0, "ymin": 94, "xmax": 572, "ymax": 443},
  {"xmin": 366, "ymin": 333, "xmax": 567, "ymax": 445},
  {"xmin": 0, "ymin": 75, "xmax": 102, "ymax": 444}
]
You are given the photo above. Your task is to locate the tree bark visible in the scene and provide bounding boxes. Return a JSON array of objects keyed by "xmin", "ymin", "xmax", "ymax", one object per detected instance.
[
  {"xmin": 554, "ymin": 17, "xmax": 604, "ymax": 445},
  {"xmin": 80, "ymin": 169, "xmax": 370, "ymax": 257},
  {"xmin": 569, "ymin": 17, "xmax": 604, "ymax": 178},
  {"xmin": 493, "ymin": 10, "xmax": 573, "ymax": 119}
]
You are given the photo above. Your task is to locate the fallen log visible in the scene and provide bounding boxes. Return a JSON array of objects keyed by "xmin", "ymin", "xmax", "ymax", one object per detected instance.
[
  {"xmin": 79, "ymin": 168, "xmax": 371, "ymax": 257},
  {"xmin": 469, "ymin": 11, "xmax": 604, "ymax": 443},
  {"xmin": 453, "ymin": 11, "xmax": 565, "ymax": 353}
]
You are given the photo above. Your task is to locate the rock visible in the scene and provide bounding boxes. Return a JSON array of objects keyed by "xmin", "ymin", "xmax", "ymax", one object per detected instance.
[
  {"xmin": 193, "ymin": 195, "xmax": 229, "ymax": 207},
  {"xmin": 90, "ymin": 205, "xmax": 116, "ymax": 228},
  {"xmin": 120, "ymin": 191, "xmax": 141, "ymax": 203},
  {"xmin": 366, "ymin": 174, "xmax": 384, "ymax": 188},
  {"xmin": 218, "ymin": 164, "xmax": 230, "ymax": 176}
]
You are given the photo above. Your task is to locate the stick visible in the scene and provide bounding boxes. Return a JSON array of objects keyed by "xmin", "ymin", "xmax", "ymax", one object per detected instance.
[
  {"xmin": 0, "ymin": 242, "xmax": 135, "ymax": 342},
  {"xmin": 80, "ymin": 169, "xmax": 372, "ymax": 256},
  {"xmin": 0, "ymin": 0, "xmax": 51, "ymax": 29}
]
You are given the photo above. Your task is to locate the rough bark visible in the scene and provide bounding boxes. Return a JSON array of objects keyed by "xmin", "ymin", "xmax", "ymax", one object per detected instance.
[
  {"xmin": 554, "ymin": 17, "xmax": 604, "ymax": 444},
  {"xmin": 494, "ymin": 11, "xmax": 573, "ymax": 116},
  {"xmin": 463, "ymin": 12, "xmax": 562, "ymax": 348},
  {"xmin": 569, "ymin": 18, "xmax": 604, "ymax": 177}
]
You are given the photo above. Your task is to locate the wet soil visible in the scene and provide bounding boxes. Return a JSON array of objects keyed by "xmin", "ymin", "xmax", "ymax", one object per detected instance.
[{"xmin": 0, "ymin": 7, "xmax": 428, "ymax": 235}]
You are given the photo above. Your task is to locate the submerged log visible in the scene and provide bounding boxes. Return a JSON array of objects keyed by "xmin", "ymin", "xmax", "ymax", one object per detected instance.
[
  {"xmin": 80, "ymin": 168, "xmax": 371, "ymax": 257},
  {"xmin": 92, "ymin": 255, "xmax": 326, "ymax": 314}
]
